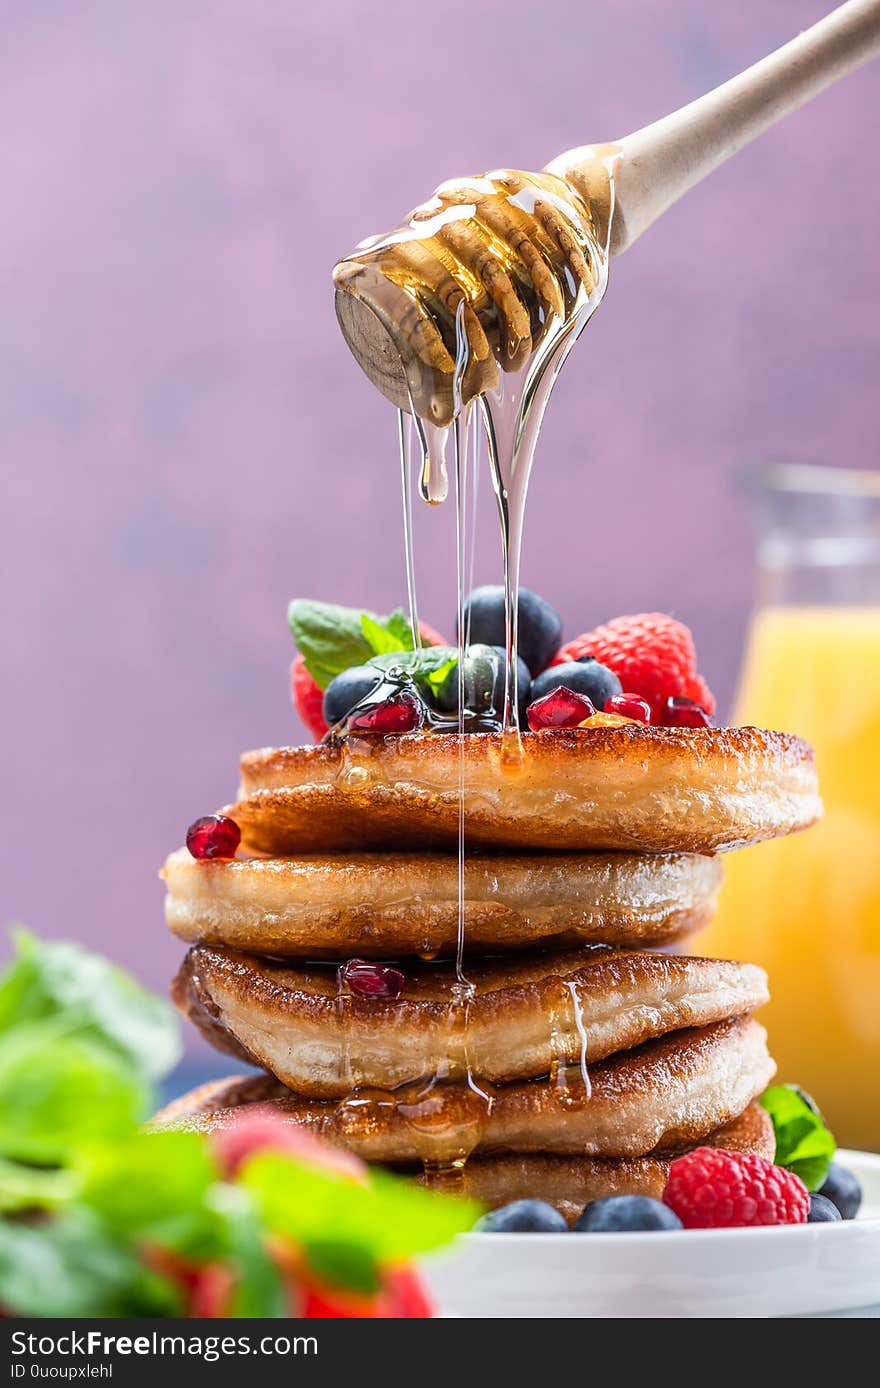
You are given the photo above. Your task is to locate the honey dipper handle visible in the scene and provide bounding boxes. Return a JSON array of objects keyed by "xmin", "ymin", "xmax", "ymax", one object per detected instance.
[{"xmin": 549, "ymin": 0, "xmax": 880, "ymax": 254}]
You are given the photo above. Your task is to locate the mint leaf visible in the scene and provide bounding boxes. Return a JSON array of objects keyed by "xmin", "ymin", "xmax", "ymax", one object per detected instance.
[
  {"xmin": 384, "ymin": 609, "xmax": 419, "ymax": 650},
  {"xmin": 760, "ymin": 1085, "xmax": 836, "ymax": 1190},
  {"xmin": 79, "ymin": 1130, "xmax": 219, "ymax": 1253},
  {"xmin": 0, "ymin": 1157, "xmax": 77, "ymax": 1213},
  {"xmin": 207, "ymin": 1184, "xmax": 287, "ymax": 1319},
  {"xmin": 240, "ymin": 1151, "xmax": 480, "ymax": 1264},
  {"xmin": 304, "ymin": 1239, "xmax": 380, "ymax": 1295},
  {"xmin": 368, "ymin": 646, "xmax": 458, "ymax": 684},
  {"xmin": 0, "ymin": 929, "xmax": 181, "ymax": 1082},
  {"xmin": 288, "ymin": 601, "xmax": 377, "ymax": 689},
  {"xmin": 0, "ymin": 1208, "xmax": 181, "ymax": 1317},
  {"xmin": 360, "ymin": 613, "xmax": 405, "ymax": 657},
  {"xmin": 288, "ymin": 600, "xmax": 427, "ymax": 689},
  {"xmin": 0, "ymin": 1022, "xmax": 147, "ymax": 1165}
]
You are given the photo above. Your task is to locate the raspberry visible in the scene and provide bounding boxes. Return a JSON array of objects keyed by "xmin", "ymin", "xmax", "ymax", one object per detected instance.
[
  {"xmin": 663, "ymin": 1148, "xmax": 809, "ymax": 1228},
  {"xmin": 291, "ymin": 655, "xmax": 328, "ymax": 742},
  {"xmin": 556, "ymin": 614, "xmax": 715, "ymax": 724}
]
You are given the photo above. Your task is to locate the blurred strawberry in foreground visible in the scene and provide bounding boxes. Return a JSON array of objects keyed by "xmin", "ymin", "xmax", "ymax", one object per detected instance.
[
  {"xmin": 213, "ymin": 1107, "xmax": 366, "ymax": 1182},
  {"xmin": 556, "ymin": 613, "xmax": 715, "ymax": 724}
]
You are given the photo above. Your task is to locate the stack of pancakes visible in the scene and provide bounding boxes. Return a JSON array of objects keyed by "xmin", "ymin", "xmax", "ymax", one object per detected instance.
[{"xmin": 160, "ymin": 724, "xmax": 820, "ymax": 1223}]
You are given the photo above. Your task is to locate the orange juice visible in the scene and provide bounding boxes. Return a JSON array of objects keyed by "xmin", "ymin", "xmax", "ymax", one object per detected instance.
[{"xmin": 701, "ymin": 606, "xmax": 880, "ymax": 1149}]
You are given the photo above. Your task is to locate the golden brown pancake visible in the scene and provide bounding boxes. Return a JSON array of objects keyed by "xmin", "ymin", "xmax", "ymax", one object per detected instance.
[
  {"xmin": 229, "ymin": 726, "xmax": 820, "ymax": 854},
  {"xmin": 162, "ymin": 848, "xmax": 721, "ymax": 956},
  {"xmin": 418, "ymin": 1103, "xmax": 776, "ymax": 1224},
  {"xmin": 174, "ymin": 944, "xmax": 769, "ymax": 1097},
  {"xmin": 154, "ymin": 1016, "xmax": 774, "ymax": 1164}
]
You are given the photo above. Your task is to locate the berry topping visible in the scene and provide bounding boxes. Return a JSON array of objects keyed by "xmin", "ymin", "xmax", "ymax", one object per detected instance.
[
  {"xmin": 323, "ymin": 665, "xmax": 384, "ymax": 727},
  {"xmin": 526, "ymin": 686, "xmax": 595, "ymax": 730},
  {"xmin": 530, "ymin": 657, "xmax": 621, "ymax": 710},
  {"xmin": 291, "ymin": 654, "xmax": 328, "ymax": 741},
  {"xmin": 186, "ymin": 814, "xmax": 241, "ymax": 860},
  {"xmin": 577, "ymin": 712, "xmax": 638, "ymax": 728},
  {"xmin": 435, "ymin": 644, "xmax": 531, "ymax": 721},
  {"xmin": 213, "ymin": 1110, "xmax": 365, "ymax": 1182},
  {"xmin": 348, "ymin": 692, "xmax": 423, "ymax": 734},
  {"xmin": 382, "ymin": 1265, "xmax": 436, "ymax": 1318},
  {"xmin": 818, "ymin": 1163, "xmax": 862, "ymax": 1221},
  {"xmin": 339, "ymin": 959, "xmax": 406, "ymax": 999},
  {"xmin": 663, "ymin": 696, "xmax": 714, "ymax": 728},
  {"xmin": 557, "ymin": 613, "xmax": 715, "ymax": 723},
  {"xmin": 475, "ymin": 1199, "xmax": 568, "ymax": 1233},
  {"xmin": 808, "ymin": 1193, "xmax": 842, "ymax": 1222},
  {"xmin": 663, "ymin": 1148, "xmax": 809, "ymax": 1229},
  {"xmin": 461, "ymin": 586, "xmax": 562, "ymax": 676},
  {"xmin": 604, "ymin": 693, "xmax": 653, "ymax": 723},
  {"xmin": 574, "ymin": 1196, "xmax": 682, "ymax": 1233}
]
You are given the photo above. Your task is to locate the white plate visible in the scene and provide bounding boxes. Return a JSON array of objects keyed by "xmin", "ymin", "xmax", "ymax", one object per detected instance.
[{"xmin": 423, "ymin": 1149, "xmax": 880, "ymax": 1318}]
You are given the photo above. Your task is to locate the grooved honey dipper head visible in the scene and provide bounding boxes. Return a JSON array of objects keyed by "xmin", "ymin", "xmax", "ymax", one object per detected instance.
[{"xmin": 332, "ymin": 167, "xmax": 610, "ymax": 427}]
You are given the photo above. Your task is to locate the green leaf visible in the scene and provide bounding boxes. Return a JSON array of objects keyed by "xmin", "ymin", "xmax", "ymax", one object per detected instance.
[
  {"xmin": 0, "ymin": 929, "xmax": 181, "ymax": 1082},
  {"xmin": 0, "ymin": 1023, "xmax": 147, "ymax": 1165},
  {"xmin": 0, "ymin": 1209, "xmax": 181, "ymax": 1317},
  {"xmin": 288, "ymin": 600, "xmax": 379, "ymax": 689},
  {"xmin": 368, "ymin": 645, "xmax": 459, "ymax": 685},
  {"xmin": 0, "ymin": 1157, "xmax": 78, "ymax": 1213},
  {"xmin": 384, "ymin": 609, "xmax": 419, "ymax": 650},
  {"xmin": 288, "ymin": 599, "xmax": 426, "ymax": 689},
  {"xmin": 78, "ymin": 1130, "xmax": 219, "ymax": 1253},
  {"xmin": 760, "ymin": 1085, "xmax": 836, "ymax": 1190},
  {"xmin": 304, "ymin": 1239, "xmax": 380, "ymax": 1295},
  {"xmin": 360, "ymin": 613, "xmax": 403, "ymax": 657},
  {"xmin": 207, "ymin": 1184, "xmax": 287, "ymax": 1319},
  {"xmin": 240, "ymin": 1152, "xmax": 480, "ymax": 1265}
]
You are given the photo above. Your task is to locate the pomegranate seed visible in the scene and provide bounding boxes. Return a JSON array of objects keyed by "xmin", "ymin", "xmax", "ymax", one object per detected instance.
[
  {"xmin": 605, "ymin": 693, "xmax": 653, "ymax": 724},
  {"xmin": 664, "ymin": 696, "xmax": 714, "ymax": 728},
  {"xmin": 338, "ymin": 959, "xmax": 406, "ymax": 999},
  {"xmin": 348, "ymin": 693, "xmax": 422, "ymax": 734},
  {"xmin": 526, "ymin": 686, "xmax": 595, "ymax": 731},
  {"xmin": 186, "ymin": 814, "xmax": 241, "ymax": 860}
]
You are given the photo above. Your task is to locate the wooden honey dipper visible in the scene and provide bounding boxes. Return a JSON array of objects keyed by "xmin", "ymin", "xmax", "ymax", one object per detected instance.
[{"xmin": 333, "ymin": 0, "xmax": 880, "ymax": 426}]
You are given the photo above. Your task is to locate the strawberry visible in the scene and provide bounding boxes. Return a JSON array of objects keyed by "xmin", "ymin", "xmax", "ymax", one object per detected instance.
[
  {"xmin": 556, "ymin": 613, "xmax": 715, "ymax": 724},
  {"xmin": 384, "ymin": 1264, "xmax": 435, "ymax": 1318},
  {"xmin": 291, "ymin": 655, "xmax": 328, "ymax": 741},
  {"xmin": 212, "ymin": 1107, "xmax": 366, "ymax": 1183}
]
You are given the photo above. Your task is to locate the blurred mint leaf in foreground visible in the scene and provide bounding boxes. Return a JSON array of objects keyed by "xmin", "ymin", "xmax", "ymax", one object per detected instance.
[
  {"xmin": 0, "ymin": 929, "xmax": 181, "ymax": 1081},
  {"xmin": 760, "ymin": 1084, "xmax": 836, "ymax": 1190}
]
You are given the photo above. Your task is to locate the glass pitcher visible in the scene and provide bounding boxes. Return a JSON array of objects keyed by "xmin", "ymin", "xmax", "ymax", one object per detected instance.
[{"xmin": 700, "ymin": 463, "xmax": 880, "ymax": 1152}]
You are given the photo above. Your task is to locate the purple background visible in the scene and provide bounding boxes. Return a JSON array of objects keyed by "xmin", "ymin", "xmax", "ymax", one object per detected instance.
[{"xmin": 3, "ymin": 1, "xmax": 878, "ymax": 1045}]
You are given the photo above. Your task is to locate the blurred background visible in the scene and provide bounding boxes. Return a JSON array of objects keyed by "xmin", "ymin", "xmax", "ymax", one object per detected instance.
[{"xmin": 2, "ymin": 2, "xmax": 878, "ymax": 1097}]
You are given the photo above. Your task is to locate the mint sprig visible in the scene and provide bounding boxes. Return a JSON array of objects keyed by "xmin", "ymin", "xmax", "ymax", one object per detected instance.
[
  {"xmin": 0, "ymin": 929, "xmax": 478, "ymax": 1317},
  {"xmin": 0, "ymin": 929, "xmax": 181, "ymax": 1082},
  {"xmin": 287, "ymin": 599, "xmax": 426, "ymax": 689},
  {"xmin": 760, "ymin": 1085, "xmax": 836, "ymax": 1190}
]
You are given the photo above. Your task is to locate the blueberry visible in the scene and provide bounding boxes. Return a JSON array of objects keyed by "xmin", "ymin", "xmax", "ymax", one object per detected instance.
[
  {"xmin": 322, "ymin": 666, "xmax": 384, "ymax": 726},
  {"xmin": 461, "ymin": 586, "xmax": 562, "ymax": 676},
  {"xmin": 475, "ymin": 1199, "xmax": 568, "ymax": 1233},
  {"xmin": 808, "ymin": 1193, "xmax": 842, "ymax": 1223},
  {"xmin": 435, "ymin": 644, "xmax": 530, "ymax": 722},
  {"xmin": 573, "ymin": 1196, "xmax": 683, "ymax": 1233},
  {"xmin": 529, "ymin": 658, "xmax": 622, "ymax": 711},
  {"xmin": 818, "ymin": 1163, "xmax": 862, "ymax": 1221}
]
